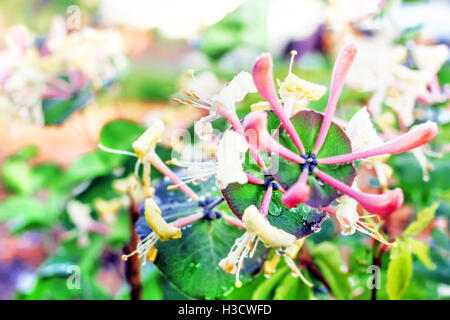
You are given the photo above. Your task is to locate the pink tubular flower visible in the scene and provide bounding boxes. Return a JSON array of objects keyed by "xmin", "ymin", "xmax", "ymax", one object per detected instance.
[
  {"xmin": 252, "ymin": 53, "xmax": 306, "ymax": 155},
  {"xmin": 249, "ymin": 44, "xmax": 438, "ymax": 215},
  {"xmin": 281, "ymin": 168, "xmax": 310, "ymax": 209},
  {"xmin": 318, "ymin": 121, "xmax": 438, "ymax": 165},
  {"xmin": 243, "ymin": 111, "xmax": 304, "ymax": 164}
]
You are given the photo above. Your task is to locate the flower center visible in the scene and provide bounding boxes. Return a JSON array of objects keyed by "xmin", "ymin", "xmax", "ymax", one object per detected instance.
[
  {"xmin": 300, "ymin": 153, "xmax": 317, "ymax": 172},
  {"xmin": 263, "ymin": 174, "xmax": 279, "ymax": 190},
  {"xmin": 199, "ymin": 197, "xmax": 223, "ymax": 221}
]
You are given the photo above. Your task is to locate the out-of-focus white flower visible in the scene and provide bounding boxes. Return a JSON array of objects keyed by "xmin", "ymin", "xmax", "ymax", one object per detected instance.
[
  {"xmin": 412, "ymin": 44, "xmax": 449, "ymax": 75},
  {"xmin": 346, "ymin": 107, "xmax": 384, "ymax": 152},
  {"xmin": 50, "ymin": 27, "xmax": 127, "ymax": 88},
  {"xmin": 346, "ymin": 107, "xmax": 392, "ymax": 189},
  {"xmin": 326, "ymin": 0, "xmax": 382, "ymax": 32},
  {"xmin": 387, "ymin": 65, "xmax": 432, "ymax": 127},
  {"xmin": 67, "ymin": 200, "xmax": 109, "ymax": 247}
]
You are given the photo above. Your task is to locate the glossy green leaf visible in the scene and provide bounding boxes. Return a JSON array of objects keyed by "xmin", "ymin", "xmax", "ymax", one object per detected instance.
[
  {"xmin": 386, "ymin": 239, "xmax": 412, "ymax": 300},
  {"xmin": 272, "ymin": 110, "xmax": 356, "ymax": 207},
  {"xmin": 252, "ymin": 266, "xmax": 289, "ymax": 300},
  {"xmin": 222, "ymin": 182, "xmax": 327, "ymax": 238},
  {"xmin": 312, "ymin": 242, "xmax": 352, "ymax": 300},
  {"xmin": 137, "ymin": 177, "xmax": 266, "ymax": 299}
]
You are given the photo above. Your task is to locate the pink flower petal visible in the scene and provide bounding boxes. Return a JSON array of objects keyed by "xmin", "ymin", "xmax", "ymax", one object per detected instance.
[
  {"xmin": 313, "ymin": 44, "xmax": 357, "ymax": 154},
  {"xmin": 314, "ymin": 168, "xmax": 403, "ymax": 215},
  {"xmin": 252, "ymin": 53, "xmax": 306, "ymax": 154},
  {"xmin": 319, "ymin": 121, "xmax": 438, "ymax": 165},
  {"xmin": 281, "ymin": 169, "xmax": 311, "ymax": 208},
  {"xmin": 243, "ymin": 111, "xmax": 305, "ymax": 164}
]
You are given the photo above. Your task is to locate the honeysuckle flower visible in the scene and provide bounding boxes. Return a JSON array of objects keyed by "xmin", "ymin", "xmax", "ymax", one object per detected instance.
[
  {"xmin": 94, "ymin": 198, "xmax": 123, "ymax": 225},
  {"xmin": 333, "ymin": 182, "xmax": 395, "ymax": 246},
  {"xmin": 169, "ymin": 130, "xmax": 249, "ymax": 191},
  {"xmin": 412, "ymin": 44, "xmax": 450, "ymax": 106},
  {"xmin": 99, "ymin": 120, "xmax": 200, "ymax": 202},
  {"xmin": 249, "ymin": 44, "xmax": 438, "ymax": 218},
  {"xmin": 277, "ymin": 50, "xmax": 327, "ymax": 117},
  {"xmin": 49, "ymin": 27, "xmax": 126, "ymax": 89},
  {"xmin": 123, "ymin": 198, "xmax": 206, "ymax": 264},
  {"xmin": 67, "ymin": 200, "xmax": 109, "ymax": 247},
  {"xmin": 173, "ymin": 71, "xmax": 265, "ymax": 168},
  {"xmin": 387, "ymin": 64, "xmax": 433, "ymax": 127},
  {"xmin": 345, "ymin": 107, "xmax": 393, "ymax": 189},
  {"xmin": 220, "ymin": 202, "xmax": 312, "ymax": 287},
  {"xmin": 173, "ymin": 71, "xmax": 256, "ymax": 131},
  {"xmin": 113, "ymin": 175, "xmax": 145, "ymax": 206}
]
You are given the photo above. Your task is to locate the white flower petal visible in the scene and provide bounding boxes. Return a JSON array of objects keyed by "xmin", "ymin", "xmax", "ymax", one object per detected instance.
[{"xmin": 216, "ymin": 130, "xmax": 248, "ymax": 189}]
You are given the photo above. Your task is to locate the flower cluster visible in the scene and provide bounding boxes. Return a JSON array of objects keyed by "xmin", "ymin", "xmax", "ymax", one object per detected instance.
[
  {"xmin": 98, "ymin": 42, "xmax": 438, "ymax": 289},
  {"xmin": 0, "ymin": 17, "xmax": 126, "ymax": 125}
]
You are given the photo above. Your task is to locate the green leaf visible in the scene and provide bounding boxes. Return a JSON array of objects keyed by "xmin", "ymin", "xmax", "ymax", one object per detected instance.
[
  {"xmin": 403, "ymin": 202, "xmax": 439, "ymax": 236},
  {"xmin": 222, "ymin": 182, "xmax": 327, "ymax": 238},
  {"xmin": 406, "ymin": 237, "xmax": 435, "ymax": 269},
  {"xmin": 252, "ymin": 266, "xmax": 289, "ymax": 300},
  {"xmin": 100, "ymin": 120, "xmax": 144, "ymax": 153},
  {"xmin": 386, "ymin": 239, "xmax": 412, "ymax": 300},
  {"xmin": 272, "ymin": 110, "xmax": 356, "ymax": 207},
  {"xmin": 138, "ymin": 177, "xmax": 267, "ymax": 299},
  {"xmin": 312, "ymin": 242, "xmax": 352, "ymax": 300},
  {"xmin": 273, "ymin": 273, "xmax": 301, "ymax": 300},
  {"xmin": 1, "ymin": 159, "xmax": 34, "ymax": 194},
  {"xmin": 42, "ymin": 83, "xmax": 94, "ymax": 125}
]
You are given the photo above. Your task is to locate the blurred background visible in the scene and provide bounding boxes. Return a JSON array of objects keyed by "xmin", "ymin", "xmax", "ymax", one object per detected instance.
[{"xmin": 0, "ymin": 0, "xmax": 448, "ymax": 300}]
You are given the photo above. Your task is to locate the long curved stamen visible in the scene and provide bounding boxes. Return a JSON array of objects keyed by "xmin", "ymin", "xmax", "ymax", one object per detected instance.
[
  {"xmin": 243, "ymin": 111, "xmax": 305, "ymax": 164},
  {"xmin": 318, "ymin": 121, "xmax": 438, "ymax": 165},
  {"xmin": 149, "ymin": 151, "xmax": 199, "ymax": 201},
  {"xmin": 313, "ymin": 168, "xmax": 403, "ymax": 215},
  {"xmin": 282, "ymin": 168, "xmax": 311, "ymax": 208},
  {"xmin": 313, "ymin": 44, "xmax": 357, "ymax": 154},
  {"xmin": 284, "ymin": 255, "xmax": 313, "ymax": 288},
  {"xmin": 98, "ymin": 144, "xmax": 137, "ymax": 157},
  {"xmin": 355, "ymin": 220, "xmax": 395, "ymax": 247},
  {"xmin": 252, "ymin": 53, "xmax": 306, "ymax": 154},
  {"xmin": 259, "ymin": 185, "xmax": 273, "ymax": 217}
]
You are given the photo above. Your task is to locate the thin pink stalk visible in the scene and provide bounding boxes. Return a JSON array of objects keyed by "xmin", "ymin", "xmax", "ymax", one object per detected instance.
[
  {"xmin": 281, "ymin": 168, "xmax": 311, "ymax": 208},
  {"xmin": 313, "ymin": 44, "xmax": 357, "ymax": 154},
  {"xmin": 313, "ymin": 168, "xmax": 403, "ymax": 215},
  {"xmin": 222, "ymin": 214, "xmax": 246, "ymax": 230},
  {"xmin": 252, "ymin": 53, "xmax": 306, "ymax": 154},
  {"xmin": 318, "ymin": 121, "xmax": 438, "ymax": 165},
  {"xmin": 259, "ymin": 185, "xmax": 273, "ymax": 217},
  {"xmin": 220, "ymin": 108, "xmax": 267, "ymax": 169},
  {"xmin": 149, "ymin": 152, "xmax": 199, "ymax": 201},
  {"xmin": 243, "ymin": 111, "xmax": 305, "ymax": 164},
  {"xmin": 171, "ymin": 212, "xmax": 204, "ymax": 228},
  {"xmin": 246, "ymin": 173, "xmax": 264, "ymax": 185}
]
